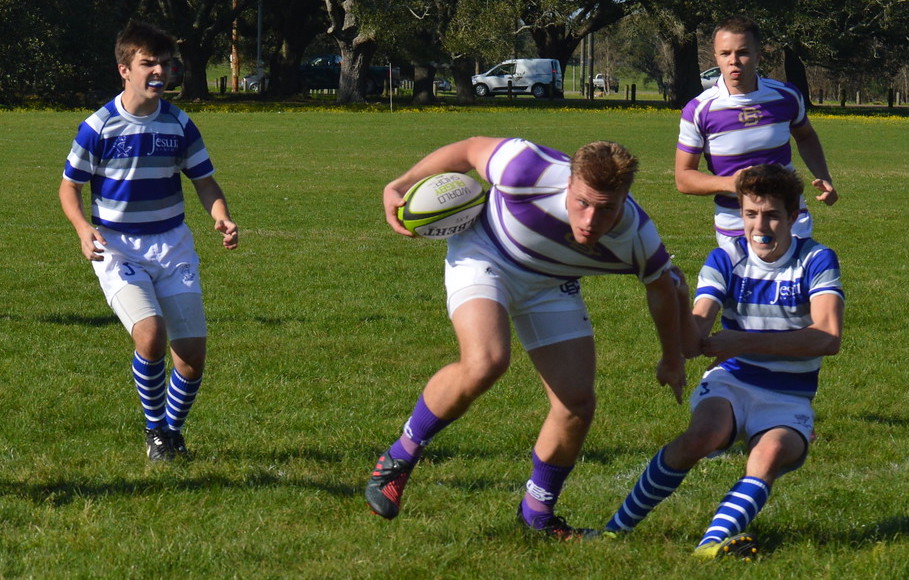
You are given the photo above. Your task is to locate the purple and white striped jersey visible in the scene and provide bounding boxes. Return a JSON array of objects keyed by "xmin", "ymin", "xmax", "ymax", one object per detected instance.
[
  {"xmin": 63, "ymin": 94, "xmax": 215, "ymax": 235},
  {"xmin": 479, "ymin": 138, "xmax": 671, "ymax": 283},
  {"xmin": 694, "ymin": 236, "xmax": 844, "ymax": 398},
  {"xmin": 678, "ymin": 76, "xmax": 809, "ymax": 234}
]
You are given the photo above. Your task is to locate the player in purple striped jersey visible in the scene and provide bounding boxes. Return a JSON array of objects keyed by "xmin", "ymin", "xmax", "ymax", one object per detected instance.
[
  {"xmin": 58, "ymin": 21, "xmax": 238, "ymax": 462},
  {"xmin": 603, "ymin": 165, "xmax": 844, "ymax": 559},
  {"xmin": 676, "ymin": 16, "xmax": 839, "ymax": 249},
  {"xmin": 366, "ymin": 137, "xmax": 688, "ymax": 538}
]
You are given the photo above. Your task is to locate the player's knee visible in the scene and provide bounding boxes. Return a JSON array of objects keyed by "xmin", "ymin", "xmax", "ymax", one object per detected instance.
[
  {"xmin": 170, "ymin": 337, "xmax": 207, "ymax": 378},
  {"xmin": 461, "ymin": 350, "xmax": 510, "ymax": 387},
  {"xmin": 676, "ymin": 424, "xmax": 728, "ymax": 458},
  {"xmin": 132, "ymin": 316, "xmax": 167, "ymax": 360}
]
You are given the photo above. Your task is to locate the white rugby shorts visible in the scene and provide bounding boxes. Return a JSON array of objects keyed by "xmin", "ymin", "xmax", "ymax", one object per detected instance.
[
  {"xmin": 92, "ymin": 223, "xmax": 206, "ymax": 337},
  {"xmin": 692, "ymin": 366, "xmax": 814, "ymax": 472},
  {"xmin": 444, "ymin": 226, "xmax": 593, "ymax": 351}
]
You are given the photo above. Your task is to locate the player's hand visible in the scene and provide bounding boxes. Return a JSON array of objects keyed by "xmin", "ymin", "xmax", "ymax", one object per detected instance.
[
  {"xmin": 657, "ymin": 355, "xmax": 687, "ymax": 405},
  {"xmin": 215, "ymin": 218, "xmax": 239, "ymax": 249},
  {"xmin": 812, "ymin": 178, "xmax": 838, "ymax": 206},
  {"xmin": 701, "ymin": 330, "xmax": 743, "ymax": 369},
  {"xmin": 80, "ymin": 227, "xmax": 106, "ymax": 261},
  {"xmin": 383, "ymin": 183, "xmax": 415, "ymax": 237}
]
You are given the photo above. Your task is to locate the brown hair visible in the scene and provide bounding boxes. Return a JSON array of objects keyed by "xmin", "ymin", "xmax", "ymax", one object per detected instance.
[
  {"xmin": 736, "ymin": 164, "xmax": 804, "ymax": 216},
  {"xmin": 713, "ymin": 15, "xmax": 762, "ymax": 45},
  {"xmin": 570, "ymin": 141, "xmax": 639, "ymax": 193},
  {"xmin": 115, "ymin": 20, "xmax": 177, "ymax": 66}
]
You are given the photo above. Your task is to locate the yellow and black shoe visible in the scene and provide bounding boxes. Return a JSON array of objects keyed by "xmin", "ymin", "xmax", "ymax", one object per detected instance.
[{"xmin": 693, "ymin": 533, "xmax": 759, "ymax": 561}]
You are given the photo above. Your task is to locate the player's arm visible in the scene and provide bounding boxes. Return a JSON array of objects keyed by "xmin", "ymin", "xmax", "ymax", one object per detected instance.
[
  {"xmin": 193, "ymin": 175, "xmax": 238, "ymax": 250},
  {"xmin": 674, "ymin": 148, "xmax": 740, "ymax": 197},
  {"xmin": 383, "ymin": 136, "xmax": 505, "ymax": 236},
  {"xmin": 701, "ymin": 293, "xmax": 843, "ymax": 366},
  {"xmin": 791, "ymin": 121, "xmax": 838, "ymax": 206},
  {"xmin": 645, "ymin": 269, "xmax": 688, "ymax": 404},
  {"xmin": 671, "ymin": 266, "xmax": 713, "ymax": 359},
  {"xmin": 58, "ymin": 178, "xmax": 106, "ymax": 261}
]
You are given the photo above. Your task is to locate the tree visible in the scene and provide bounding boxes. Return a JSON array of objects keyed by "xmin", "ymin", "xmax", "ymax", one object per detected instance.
[
  {"xmin": 323, "ymin": 0, "xmax": 381, "ymax": 103},
  {"xmin": 0, "ymin": 0, "xmax": 137, "ymax": 106},
  {"xmin": 139, "ymin": 0, "xmax": 253, "ymax": 100},
  {"xmin": 520, "ymin": 0, "xmax": 627, "ymax": 74},
  {"xmin": 261, "ymin": 0, "xmax": 329, "ymax": 96},
  {"xmin": 784, "ymin": 0, "xmax": 909, "ymax": 103}
]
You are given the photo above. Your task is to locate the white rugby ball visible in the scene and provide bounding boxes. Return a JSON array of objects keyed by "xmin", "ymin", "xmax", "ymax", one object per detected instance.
[{"xmin": 398, "ymin": 173, "xmax": 487, "ymax": 239}]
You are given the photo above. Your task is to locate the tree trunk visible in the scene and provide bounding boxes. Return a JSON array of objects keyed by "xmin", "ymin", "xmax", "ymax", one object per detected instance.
[
  {"xmin": 784, "ymin": 45, "xmax": 813, "ymax": 107},
  {"xmin": 411, "ymin": 64, "xmax": 436, "ymax": 105},
  {"xmin": 668, "ymin": 32, "xmax": 700, "ymax": 108},
  {"xmin": 176, "ymin": 41, "xmax": 211, "ymax": 101},
  {"xmin": 325, "ymin": 0, "xmax": 377, "ymax": 104},
  {"xmin": 451, "ymin": 58, "xmax": 476, "ymax": 105}
]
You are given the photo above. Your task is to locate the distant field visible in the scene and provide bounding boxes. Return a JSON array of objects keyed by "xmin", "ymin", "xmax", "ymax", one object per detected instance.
[{"xmin": 1, "ymin": 107, "xmax": 907, "ymax": 578}]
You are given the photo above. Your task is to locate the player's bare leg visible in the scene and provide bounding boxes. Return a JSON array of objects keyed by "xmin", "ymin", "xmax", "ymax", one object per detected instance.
[
  {"xmin": 367, "ymin": 299, "xmax": 511, "ymax": 519},
  {"xmin": 516, "ymin": 336, "xmax": 599, "ymax": 538}
]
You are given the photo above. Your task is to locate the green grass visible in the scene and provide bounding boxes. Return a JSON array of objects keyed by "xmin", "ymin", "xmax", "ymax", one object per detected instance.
[{"xmin": 1, "ymin": 106, "xmax": 908, "ymax": 578}]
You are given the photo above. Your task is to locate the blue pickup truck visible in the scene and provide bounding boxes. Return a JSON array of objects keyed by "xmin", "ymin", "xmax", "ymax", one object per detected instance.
[{"xmin": 299, "ymin": 55, "xmax": 401, "ymax": 95}]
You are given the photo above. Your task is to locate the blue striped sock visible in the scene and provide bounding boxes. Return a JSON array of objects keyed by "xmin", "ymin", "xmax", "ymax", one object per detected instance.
[
  {"xmin": 133, "ymin": 352, "xmax": 166, "ymax": 429},
  {"xmin": 165, "ymin": 369, "xmax": 202, "ymax": 432},
  {"xmin": 697, "ymin": 476, "xmax": 771, "ymax": 546},
  {"xmin": 605, "ymin": 447, "xmax": 689, "ymax": 532}
]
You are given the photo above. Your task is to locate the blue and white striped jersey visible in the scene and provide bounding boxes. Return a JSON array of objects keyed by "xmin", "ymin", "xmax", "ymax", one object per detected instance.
[
  {"xmin": 678, "ymin": 76, "xmax": 809, "ymax": 234},
  {"xmin": 479, "ymin": 138, "xmax": 671, "ymax": 283},
  {"xmin": 63, "ymin": 94, "xmax": 215, "ymax": 235},
  {"xmin": 694, "ymin": 236, "xmax": 844, "ymax": 397}
]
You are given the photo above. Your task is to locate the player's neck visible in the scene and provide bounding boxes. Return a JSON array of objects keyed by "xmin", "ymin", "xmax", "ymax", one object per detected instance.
[{"xmin": 120, "ymin": 90, "xmax": 160, "ymax": 117}]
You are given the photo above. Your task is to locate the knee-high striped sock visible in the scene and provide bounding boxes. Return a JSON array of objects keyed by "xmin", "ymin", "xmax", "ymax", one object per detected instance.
[
  {"xmin": 133, "ymin": 352, "xmax": 166, "ymax": 429},
  {"xmin": 165, "ymin": 369, "xmax": 202, "ymax": 432},
  {"xmin": 697, "ymin": 476, "xmax": 771, "ymax": 546},
  {"xmin": 605, "ymin": 447, "xmax": 689, "ymax": 532},
  {"xmin": 520, "ymin": 450, "xmax": 574, "ymax": 529}
]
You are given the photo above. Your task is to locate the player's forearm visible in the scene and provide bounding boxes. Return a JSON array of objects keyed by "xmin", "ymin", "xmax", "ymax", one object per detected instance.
[
  {"xmin": 58, "ymin": 180, "xmax": 93, "ymax": 231},
  {"xmin": 796, "ymin": 136, "xmax": 833, "ymax": 184},
  {"xmin": 646, "ymin": 278, "xmax": 685, "ymax": 360},
  {"xmin": 194, "ymin": 177, "xmax": 232, "ymax": 222},
  {"xmin": 711, "ymin": 326, "xmax": 841, "ymax": 359},
  {"xmin": 675, "ymin": 169, "xmax": 737, "ymax": 196}
]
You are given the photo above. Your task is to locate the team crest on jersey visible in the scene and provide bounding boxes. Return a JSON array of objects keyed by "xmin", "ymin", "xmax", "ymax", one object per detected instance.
[
  {"xmin": 113, "ymin": 136, "xmax": 133, "ymax": 158},
  {"xmin": 738, "ymin": 106, "xmax": 763, "ymax": 126}
]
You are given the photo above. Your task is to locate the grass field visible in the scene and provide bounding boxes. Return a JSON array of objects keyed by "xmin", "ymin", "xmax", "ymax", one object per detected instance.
[{"xmin": 1, "ymin": 104, "xmax": 908, "ymax": 578}]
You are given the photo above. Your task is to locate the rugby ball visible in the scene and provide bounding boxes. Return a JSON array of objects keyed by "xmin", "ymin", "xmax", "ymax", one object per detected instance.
[{"xmin": 398, "ymin": 173, "xmax": 487, "ymax": 239}]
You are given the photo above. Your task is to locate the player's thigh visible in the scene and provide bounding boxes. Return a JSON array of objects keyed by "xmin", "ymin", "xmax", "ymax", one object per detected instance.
[
  {"xmin": 450, "ymin": 297, "xmax": 511, "ymax": 374},
  {"xmin": 528, "ymin": 335, "xmax": 596, "ymax": 412},
  {"xmin": 158, "ymin": 292, "xmax": 207, "ymax": 341},
  {"xmin": 110, "ymin": 280, "xmax": 163, "ymax": 335},
  {"xmin": 687, "ymin": 396, "xmax": 736, "ymax": 447}
]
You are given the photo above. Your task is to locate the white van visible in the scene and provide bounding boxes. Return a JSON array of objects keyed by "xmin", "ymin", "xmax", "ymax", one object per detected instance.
[{"xmin": 472, "ymin": 59, "xmax": 563, "ymax": 98}]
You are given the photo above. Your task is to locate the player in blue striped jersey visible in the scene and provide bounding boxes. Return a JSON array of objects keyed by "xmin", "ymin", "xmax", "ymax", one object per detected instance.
[
  {"xmin": 603, "ymin": 164, "xmax": 844, "ymax": 559},
  {"xmin": 366, "ymin": 137, "xmax": 688, "ymax": 538},
  {"xmin": 58, "ymin": 21, "xmax": 238, "ymax": 462},
  {"xmin": 675, "ymin": 16, "xmax": 839, "ymax": 249}
]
